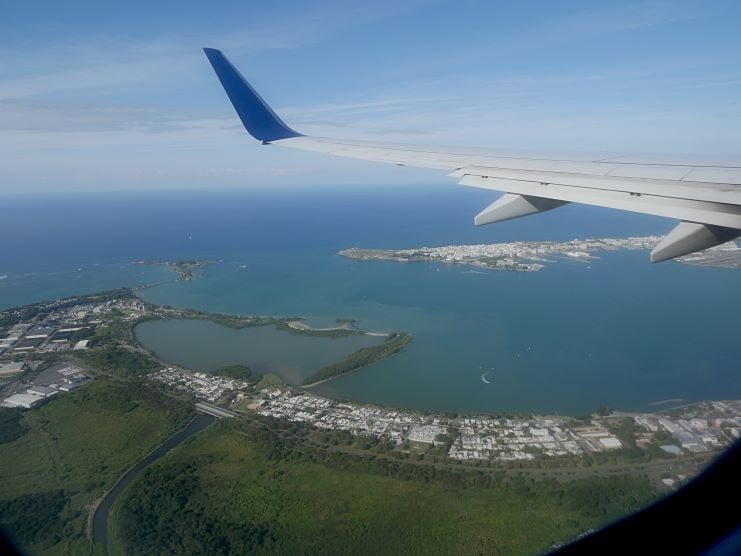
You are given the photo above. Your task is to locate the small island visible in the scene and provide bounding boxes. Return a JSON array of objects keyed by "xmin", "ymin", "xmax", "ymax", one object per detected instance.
[{"xmin": 132, "ymin": 259, "xmax": 220, "ymax": 281}]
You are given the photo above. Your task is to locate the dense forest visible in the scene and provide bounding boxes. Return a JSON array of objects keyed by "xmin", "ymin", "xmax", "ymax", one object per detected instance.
[
  {"xmin": 115, "ymin": 421, "xmax": 659, "ymax": 555},
  {"xmin": 213, "ymin": 364, "xmax": 252, "ymax": 380},
  {"xmin": 0, "ymin": 490, "xmax": 68, "ymax": 548},
  {"xmin": 79, "ymin": 346, "xmax": 159, "ymax": 375},
  {"xmin": 0, "ymin": 408, "xmax": 27, "ymax": 445}
]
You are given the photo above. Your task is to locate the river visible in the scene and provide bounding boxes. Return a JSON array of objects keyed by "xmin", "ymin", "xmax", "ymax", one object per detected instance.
[{"xmin": 91, "ymin": 412, "xmax": 215, "ymax": 549}]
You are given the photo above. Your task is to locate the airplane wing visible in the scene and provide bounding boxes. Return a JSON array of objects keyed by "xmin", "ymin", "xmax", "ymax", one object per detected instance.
[{"xmin": 203, "ymin": 48, "xmax": 741, "ymax": 262}]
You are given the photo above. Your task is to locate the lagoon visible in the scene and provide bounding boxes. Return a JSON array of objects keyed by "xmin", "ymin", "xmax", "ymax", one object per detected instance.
[{"xmin": 134, "ymin": 318, "xmax": 385, "ymax": 386}]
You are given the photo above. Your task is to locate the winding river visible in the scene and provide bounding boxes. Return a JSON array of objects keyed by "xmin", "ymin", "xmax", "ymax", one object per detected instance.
[{"xmin": 91, "ymin": 412, "xmax": 215, "ymax": 549}]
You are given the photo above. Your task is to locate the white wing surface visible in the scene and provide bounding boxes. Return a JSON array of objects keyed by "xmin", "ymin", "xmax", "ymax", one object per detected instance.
[{"xmin": 204, "ymin": 48, "xmax": 741, "ymax": 262}]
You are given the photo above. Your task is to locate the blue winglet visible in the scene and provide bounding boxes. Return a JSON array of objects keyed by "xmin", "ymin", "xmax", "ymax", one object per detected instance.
[{"xmin": 203, "ymin": 48, "xmax": 302, "ymax": 143}]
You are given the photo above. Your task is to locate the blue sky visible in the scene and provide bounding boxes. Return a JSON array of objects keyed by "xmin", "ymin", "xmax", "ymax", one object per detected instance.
[{"xmin": 2, "ymin": 0, "xmax": 741, "ymax": 192}]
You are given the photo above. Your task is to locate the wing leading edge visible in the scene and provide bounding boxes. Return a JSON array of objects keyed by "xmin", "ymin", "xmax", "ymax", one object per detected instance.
[{"xmin": 203, "ymin": 48, "xmax": 741, "ymax": 262}]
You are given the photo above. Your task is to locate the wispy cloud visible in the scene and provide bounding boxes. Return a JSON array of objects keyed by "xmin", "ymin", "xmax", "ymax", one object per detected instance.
[
  {"xmin": 1, "ymin": 0, "xmax": 740, "ymax": 192},
  {"xmin": 0, "ymin": 1, "xmax": 426, "ymax": 101}
]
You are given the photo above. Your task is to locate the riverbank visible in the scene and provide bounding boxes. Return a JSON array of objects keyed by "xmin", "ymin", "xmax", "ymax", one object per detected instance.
[{"xmin": 93, "ymin": 412, "xmax": 215, "ymax": 550}]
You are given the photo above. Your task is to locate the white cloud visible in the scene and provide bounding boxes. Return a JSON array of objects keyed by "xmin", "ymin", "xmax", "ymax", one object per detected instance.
[{"xmin": 1, "ymin": 0, "xmax": 740, "ymax": 193}]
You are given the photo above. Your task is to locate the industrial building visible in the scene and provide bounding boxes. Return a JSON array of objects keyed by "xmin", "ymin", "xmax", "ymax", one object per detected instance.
[
  {"xmin": 2, "ymin": 393, "xmax": 45, "ymax": 409},
  {"xmin": 0, "ymin": 361, "xmax": 25, "ymax": 377}
]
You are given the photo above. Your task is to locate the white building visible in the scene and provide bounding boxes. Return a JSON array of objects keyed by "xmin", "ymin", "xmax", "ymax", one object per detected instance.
[
  {"xmin": 599, "ymin": 437, "xmax": 623, "ymax": 450},
  {"xmin": 2, "ymin": 393, "xmax": 45, "ymax": 409}
]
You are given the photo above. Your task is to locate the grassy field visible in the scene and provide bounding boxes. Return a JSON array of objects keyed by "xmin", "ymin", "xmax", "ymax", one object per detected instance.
[
  {"xmin": 0, "ymin": 378, "xmax": 192, "ymax": 554},
  {"xmin": 112, "ymin": 421, "xmax": 659, "ymax": 555}
]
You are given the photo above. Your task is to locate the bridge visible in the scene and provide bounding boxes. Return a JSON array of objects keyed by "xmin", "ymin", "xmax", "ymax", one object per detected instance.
[{"xmin": 195, "ymin": 402, "xmax": 236, "ymax": 419}]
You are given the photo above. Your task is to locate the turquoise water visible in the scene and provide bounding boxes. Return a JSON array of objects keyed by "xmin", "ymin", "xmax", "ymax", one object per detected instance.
[
  {"xmin": 137, "ymin": 248, "xmax": 741, "ymax": 415},
  {"xmin": 2, "ymin": 188, "xmax": 740, "ymax": 415},
  {"xmin": 134, "ymin": 318, "xmax": 384, "ymax": 385}
]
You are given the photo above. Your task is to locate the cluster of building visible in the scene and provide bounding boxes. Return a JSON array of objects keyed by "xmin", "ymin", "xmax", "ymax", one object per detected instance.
[
  {"xmin": 0, "ymin": 297, "xmax": 147, "ymax": 357},
  {"xmin": 340, "ymin": 236, "xmax": 664, "ymax": 272},
  {"xmin": 253, "ymin": 390, "xmax": 600, "ymax": 459},
  {"xmin": 148, "ymin": 367, "xmax": 250, "ymax": 403},
  {"xmin": 109, "ymin": 344, "xmax": 741, "ymax": 465},
  {"xmin": 1, "ymin": 322, "xmax": 89, "ymax": 354},
  {"xmin": 628, "ymin": 401, "xmax": 741, "ymax": 453},
  {"xmin": 253, "ymin": 389, "xmax": 429, "ymax": 443},
  {"xmin": 248, "ymin": 387, "xmax": 741, "ymax": 463},
  {"xmin": 1, "ymin": 363, "xmax": 89, "ymax": 409},
  {"xmin": 450, "ymin": 417, "xmax": 588, "ymax": 461},
  {"xmin": 0, "ymin": 295, "xmax": 148, "ymax": 410}
]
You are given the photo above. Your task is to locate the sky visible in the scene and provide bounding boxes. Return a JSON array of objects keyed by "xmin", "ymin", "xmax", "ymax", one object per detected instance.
[{"xmin": 1, "ymin": 0, "xmax": 741, "ymax": 193}]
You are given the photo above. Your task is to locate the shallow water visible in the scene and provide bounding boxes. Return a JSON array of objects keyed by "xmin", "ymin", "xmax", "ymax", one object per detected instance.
[{"xmin": 135, "ymin": 318, "xmax": 384, "ymax": 385}]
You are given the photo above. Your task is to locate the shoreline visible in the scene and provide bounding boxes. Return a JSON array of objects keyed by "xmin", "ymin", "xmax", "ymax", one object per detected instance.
[
  {"xmin": 2, "ymin": 285, "xmax": 737, "ymax": 419},
  {"xmin": 339, "ymin": 235, "xmax": 741, "ymax": 271}
]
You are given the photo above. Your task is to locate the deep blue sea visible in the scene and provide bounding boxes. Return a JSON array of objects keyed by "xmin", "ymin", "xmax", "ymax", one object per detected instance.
[{"xmin": 2, "ymin": 186, "xmax": 739, "ymax": 415}]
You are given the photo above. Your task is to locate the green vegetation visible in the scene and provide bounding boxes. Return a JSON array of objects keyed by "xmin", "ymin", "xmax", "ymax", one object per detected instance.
[
  {"xmin": 0, "ymin": 490, "xmax": 68, "ymax": 548},
  {"xmin": 254, "ymin": 373, "xmax": 286, "ymax": 390},
  {"xmin": 303, "ymin": 332, "xmax": 412, "ymax": 386},
  {"xmin": 70, "ymin": 326, "xmax": 96, "ymax": 342},
  {"xmin": 602, "ymin": 417, "xmax": 675, "ymax": 463},
  {"xmin": 112, "ymin": 421, "xmax": 658, "ymax": 555},
  {"xmin": 213, "ymin": 364, "xmax": 252, "ymax": 380},
  {"xmin": 89, "ymin": 317, "xmax": 138, "ymax": 347},
  {"xmin": 79, "ymin": 346, "xmax": 159, "ymax": 375},
  {"xmin": 0, "ymin": 408, "xmax": 27, "ymax": 445},
  {"xmin": 181, "ymin": 310, "xmax": 289, "ymax": 331},
  {"xmin": 0, "ymin": 379, "xmax": 191, "ymax": 554}
]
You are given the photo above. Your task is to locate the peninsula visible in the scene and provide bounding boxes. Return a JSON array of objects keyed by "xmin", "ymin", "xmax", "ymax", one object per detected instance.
[
  {"xmin": 302, "ymin": 332, "xmax": 412, "ymax": 386},
  {"xmin": 340, "ymin": 236, "xmax": 741, "ymax": 272}
]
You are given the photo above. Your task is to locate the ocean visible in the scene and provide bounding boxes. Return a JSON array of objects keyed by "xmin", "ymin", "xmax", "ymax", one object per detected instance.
[{"xmin": 2, "ymin": 186, "xmax": 739, "ymax": 415}]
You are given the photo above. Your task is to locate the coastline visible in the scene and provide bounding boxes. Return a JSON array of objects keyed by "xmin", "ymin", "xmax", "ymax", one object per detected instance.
[
  {"xmin": 339, "ymin": 235, "xmax": 741, "ymax": 271},
  {"xmin": 2, "ymin": 286, "xmax": 739, "ymax": 470}
]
